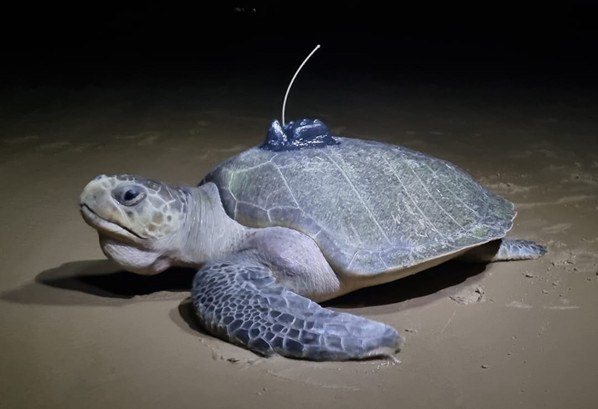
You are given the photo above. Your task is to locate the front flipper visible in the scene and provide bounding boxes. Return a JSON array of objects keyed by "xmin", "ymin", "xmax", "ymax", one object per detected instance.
[{"xmin": 191, "ymin": 259, "xmax": 402, "ymax": 361}]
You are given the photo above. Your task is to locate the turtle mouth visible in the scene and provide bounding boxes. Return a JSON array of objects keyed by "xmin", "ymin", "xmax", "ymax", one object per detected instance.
[{"xmin": 80, "ymin": 204, "xmax": 145, "ymax": 240}]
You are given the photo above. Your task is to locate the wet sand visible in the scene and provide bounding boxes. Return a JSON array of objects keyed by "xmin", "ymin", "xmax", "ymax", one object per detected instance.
[{"xmin": 1, "ymin": 61, "xmax": 597, "ymax": 408}]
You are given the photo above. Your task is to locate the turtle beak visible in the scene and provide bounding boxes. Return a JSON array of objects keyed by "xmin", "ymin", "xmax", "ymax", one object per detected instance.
[
  {"xmin": 80, "ymin": 174, "xmax": 112, "ymax": 205},
  {"xmin": 80, "ymin": 176, "xmax": 117, "ymax": 222}
]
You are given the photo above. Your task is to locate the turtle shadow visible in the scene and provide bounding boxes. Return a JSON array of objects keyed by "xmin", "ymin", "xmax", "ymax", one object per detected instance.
[
  {"xmin": 173, "ymin": 260, "xmax": 488, "ymax": 336},
  {"xmin": 174, "ymin": 298, "xmax": 210, "ymax": 336},
  {"xmin": 324, "ymin": 259, "xmax": 487, "ymax": 309},
  {"xmin": 2, "ymin": 258, "xmax": 486, "ymax": 310},
  {"xmin": 1, "ymin": 259, "xmax": 195, "ymax": 306}
]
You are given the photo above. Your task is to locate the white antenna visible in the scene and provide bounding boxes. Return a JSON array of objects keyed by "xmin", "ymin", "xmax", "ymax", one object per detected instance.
[{"xmin": 281, "ymin": 44, "xmax": 321, "ymax": 126}]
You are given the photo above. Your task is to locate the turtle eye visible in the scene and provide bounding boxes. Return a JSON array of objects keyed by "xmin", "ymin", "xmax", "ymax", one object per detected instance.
[{"xmin": 121, "ymin": 187, "xmax": 146, "ymax": 206}]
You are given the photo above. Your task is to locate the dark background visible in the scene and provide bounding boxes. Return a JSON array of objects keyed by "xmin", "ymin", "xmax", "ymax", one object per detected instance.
[{"xmin": 2, "ymin": 1, "xmax": 597, "ymax": 88}]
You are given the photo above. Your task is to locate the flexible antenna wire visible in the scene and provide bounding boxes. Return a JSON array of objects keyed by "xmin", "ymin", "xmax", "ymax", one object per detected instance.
[{"xmin": 281, "ymin": 44, "xmax": 321, "ymax": 126}]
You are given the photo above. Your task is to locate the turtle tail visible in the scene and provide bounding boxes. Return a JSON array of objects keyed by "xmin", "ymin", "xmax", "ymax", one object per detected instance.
[{"xmin": 191, "ymin": 260, "xmax": 402, "ymax": 361}]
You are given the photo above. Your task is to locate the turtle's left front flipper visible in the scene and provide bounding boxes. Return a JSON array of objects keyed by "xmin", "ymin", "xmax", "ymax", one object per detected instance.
[{"xmin": 191, "ymin": 259, "xmax": 402, "ymax": 361}]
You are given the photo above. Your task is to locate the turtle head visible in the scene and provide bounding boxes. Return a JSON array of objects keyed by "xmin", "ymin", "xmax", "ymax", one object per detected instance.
[{"xmin": 80, "ymin": 174, "xmax": 190, "ymax": 274}]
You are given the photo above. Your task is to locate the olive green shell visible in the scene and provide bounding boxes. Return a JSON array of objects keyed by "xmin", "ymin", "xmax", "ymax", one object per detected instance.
[{"xmin": 203, "ymin": 137, "xmax": 514, "ymax": 276}]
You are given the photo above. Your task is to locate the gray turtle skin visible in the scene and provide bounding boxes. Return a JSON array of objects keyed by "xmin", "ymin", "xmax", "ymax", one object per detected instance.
[{"xmin": 79, "ymin": 119, "xmax": 546, "ymax": 361}]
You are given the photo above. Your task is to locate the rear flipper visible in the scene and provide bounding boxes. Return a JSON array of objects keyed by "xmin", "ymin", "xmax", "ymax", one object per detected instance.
[
  {"xmin": 191, "ymin": 258, "xmax": 402, "ymax": 361},
  {"xmin": 460, "ymin": 238, "xmax": 547, "ymax": 263}
]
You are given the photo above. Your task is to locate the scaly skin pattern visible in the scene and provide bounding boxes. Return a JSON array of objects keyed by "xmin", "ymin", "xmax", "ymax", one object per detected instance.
[
  {"xmin": 494, "ymin": 238, "xmax": 547, "ymax": 260},
  {"xmin": 192, "ymin": 259, "xmax": 401, "ymax": 360}
]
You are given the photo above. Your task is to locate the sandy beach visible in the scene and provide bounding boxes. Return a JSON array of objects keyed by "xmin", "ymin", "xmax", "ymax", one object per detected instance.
[{"xmin": 1, "ymin": 5, "xmax": 597, "ymax": 408}]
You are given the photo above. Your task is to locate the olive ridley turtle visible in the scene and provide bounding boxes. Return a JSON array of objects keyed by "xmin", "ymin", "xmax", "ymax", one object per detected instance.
[{"xmin": 80, "ymin": 118, "xmax": 546, "ymax": 360}]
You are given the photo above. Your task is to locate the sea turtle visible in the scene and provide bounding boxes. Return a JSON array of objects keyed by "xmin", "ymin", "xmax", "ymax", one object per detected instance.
[{"xmin": 79, "ymin": 118, "xmax": 546, "ymax": 361}]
